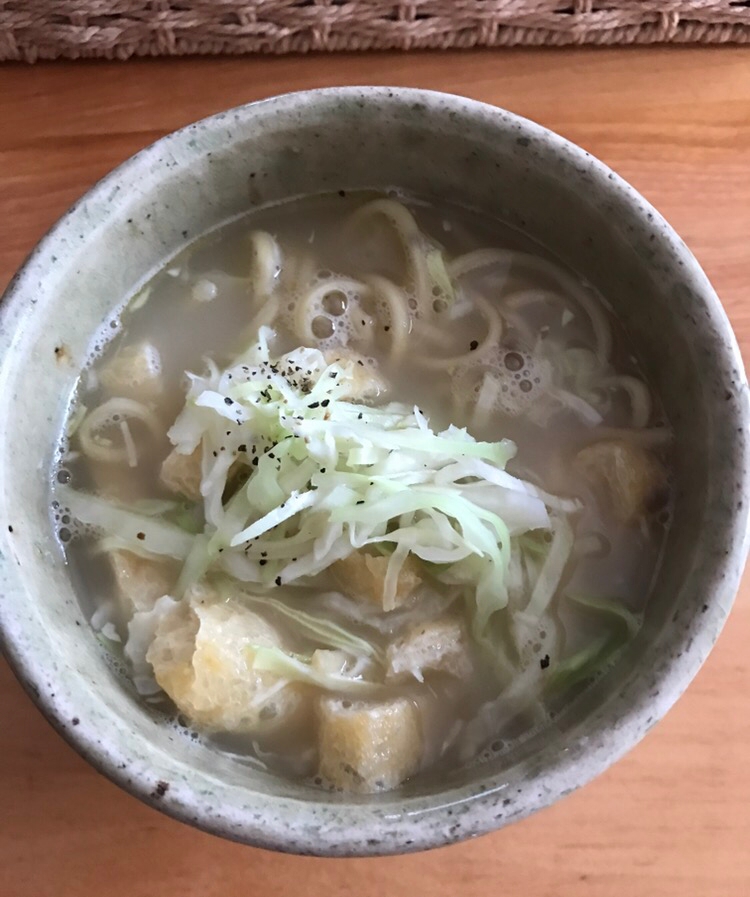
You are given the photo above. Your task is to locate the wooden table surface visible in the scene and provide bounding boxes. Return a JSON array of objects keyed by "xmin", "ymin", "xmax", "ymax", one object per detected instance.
[{"xmin": 1, "ymin": 47, "xmax": 749, "ymax": 897}]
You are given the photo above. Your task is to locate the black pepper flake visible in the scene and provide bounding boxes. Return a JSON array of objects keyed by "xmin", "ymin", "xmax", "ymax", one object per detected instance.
[
  {"xmin": 212, "ymin": 451, "xmax": 218, "ymax": 457},
  {"xmin": 338, "ymin": 189, "xmax": 346, "ymax": 197},
  {"xmin": 259, "ymin": 559, "xmax": 267, "ymax": 566},
  {"xmin": 320, "ymin": 468, "xmax": 326, "ymax": 474},
  {"xmin": 136, "ymin": 532, "xmax": 145, "ymax": 541},
  {"xmin": 261, "ymin": 551, "xmax": 267, "ymax": 557},
  {"xmin": 308, "ymin": 401, "xmax": 320, "ymax": 409},
  {"xmin": 224, "ymin": 397, "xmax": 234, "ymax": 405},
  {"xmin": 356, "ymin": 500, "xmax": 365, "ymax": 505},
  {"xmin": 7, "ymin": 525, "xmax": 12, "ymax": 533},
  {"xmin": 275, "ymin": 576, "xmax": 282, "ymax": 586},
  {"xmin": 252, "ymin": 457, "xmax": 259, "ymax": 466},
  {"xmin": 384, "ymin": 326, "xmax": 390, "ymax": 332},
  {"xmin": 540, "ymin": 654, "xmax": 550, "ymax": 670},
  {"xmin": 470, "ymin": 340, "xmax": 479, "ymax": 351},
  {"xmin": 321, "ymin": 399, "xmax": 330, "ymax": 407},
  {"xmin": 357, "ymin": 360, "xmax": 364, "ymax": 366},
  {"xmin": 358, "ymin": 413, "xmax": 363, "ymax": 420},
  {"xmin": 238, "ymin": 444, "xmax": 247, "ymax": 453}
]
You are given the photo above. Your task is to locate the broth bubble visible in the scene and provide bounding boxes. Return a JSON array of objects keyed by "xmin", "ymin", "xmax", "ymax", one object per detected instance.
[
  {"xmin": 322, "ymin": 291, "xmax": 347, "ymax": 316},
  {"xmin": 504, "ymin": 352, "xmax": 524, "ymax": 371},
  {"xmin": 312, "ymin": 316, "xmax": 334, "ymax": 339}
]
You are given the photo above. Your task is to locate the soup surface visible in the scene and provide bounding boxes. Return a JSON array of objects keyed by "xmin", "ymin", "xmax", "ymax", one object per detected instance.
[{"xmin": 53, "ymin": 192, "xmax": 671, "ymax": 792}]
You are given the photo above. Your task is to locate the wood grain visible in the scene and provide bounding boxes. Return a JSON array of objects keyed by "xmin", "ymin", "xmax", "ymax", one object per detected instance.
[{"xmin": 1, "ymin": 47, "xmax": 749, "ymax": 897}]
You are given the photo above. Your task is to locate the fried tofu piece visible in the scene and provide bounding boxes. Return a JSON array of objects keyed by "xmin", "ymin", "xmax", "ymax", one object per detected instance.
[
  {"xmin": 100, "ymin": 342, "xmax": 162, "ymax": 400},
  {"xmin": 331, "ymin": 550, "xmax": 423, "ymax": 612},
  {"xmin": 323, "ymin": 348, "xmax": 388, "ymax": 402},
  {"xmin": 317, "ymin": 696, "xmax": 422, "ymax": 793},
  {"xmin": 110, "ymin": 549, "xmax": 178, "ymax": 615},
  {"xmin": 147, "ymin": 597, "xmax": 303, "ymax": 733},
  {"xmin": 574, "ymin": 439, "xmax": 664, "ymax": 523},
  {"xmin": 386, "ymin": 616, "xmax": 473, "ymax": 683},
  {"xmin": 160, "ymin": 446, "xmax": 202, "ymax": 501}
]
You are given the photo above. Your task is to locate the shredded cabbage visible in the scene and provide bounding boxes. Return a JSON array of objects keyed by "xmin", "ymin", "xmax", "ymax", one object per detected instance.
[
  {"xmin": 62, "ymin": 327, "xmax": 581, "ymax": 655},
  {"xmin": 169, "ymin": 331, "xmax": 572, "ymax": 630},
  {"xmin": 57, "ymin": 486, "xmax": 194, "ymax": 560},
  {"xmin": 547, "ymin": 594, "xmax": 641, "ymax": 691},
  {"xmin": 523, "ymin": 517, "xmax": 574, "ymax": 620},
  {"xmin": 233, "ymin": 590, "xmax": 385, "ymax": 664},
  {"xmin": 250, "ymin": 646, "xmax": 383, "ymax": 695}
]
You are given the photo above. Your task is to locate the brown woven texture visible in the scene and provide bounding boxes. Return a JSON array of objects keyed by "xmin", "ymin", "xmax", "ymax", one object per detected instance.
[{"xmin": 1, "ymin": 1, "xmax": 749, "ymax": 62}]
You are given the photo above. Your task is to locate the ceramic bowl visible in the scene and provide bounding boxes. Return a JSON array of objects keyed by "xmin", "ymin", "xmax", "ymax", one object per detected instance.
[{"xmin": 0, "ymin": 88, "xmax": 748, "ymax": 856}]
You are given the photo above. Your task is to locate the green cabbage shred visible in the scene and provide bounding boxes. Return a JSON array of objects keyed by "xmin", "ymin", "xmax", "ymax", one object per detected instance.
[{"xmin": 547, "ymin": 593, "xmax": 642, "ymax": 691}]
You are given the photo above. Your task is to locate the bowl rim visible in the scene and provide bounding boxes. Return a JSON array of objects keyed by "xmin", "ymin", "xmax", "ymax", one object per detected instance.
[{"xmin": 1, "ymin": 86, "xmax": 748, "ymax": 856}]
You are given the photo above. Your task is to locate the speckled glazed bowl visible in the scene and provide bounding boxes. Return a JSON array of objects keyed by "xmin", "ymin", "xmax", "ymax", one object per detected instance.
[{"xmin": 0, "ymin": 88, "xmax": 748, "ymax": 856}]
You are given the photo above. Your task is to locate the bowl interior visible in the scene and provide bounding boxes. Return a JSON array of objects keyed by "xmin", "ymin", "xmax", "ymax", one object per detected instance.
[{"xmin": 0, "ymin": 88, "xmax": 747, "ymax": 855}]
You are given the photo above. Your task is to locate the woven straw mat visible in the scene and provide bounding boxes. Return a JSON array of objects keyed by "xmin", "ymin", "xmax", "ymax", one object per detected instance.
[{"xmin": 1, "ymin": 1, "xmax": 749, "ymax": 62}]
